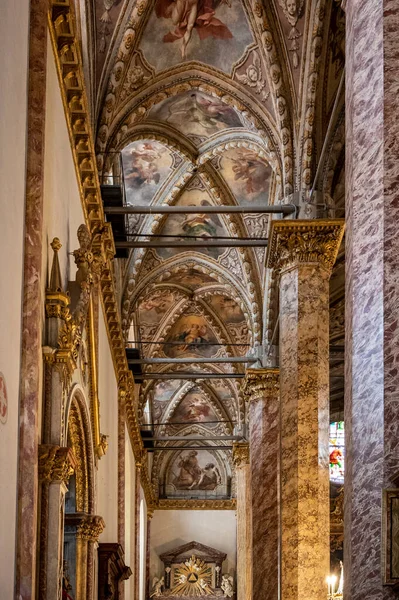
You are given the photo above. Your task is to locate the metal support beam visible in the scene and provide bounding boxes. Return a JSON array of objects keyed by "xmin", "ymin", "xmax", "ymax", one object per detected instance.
[
  {"xmin": 144, "ymin": 436, "xmax": 242, "ymax": 441},
  {"xmin": 140, "ymin": 373, "xmax": 245, "ymax": 380},
  {"xmin": 128, "ymin": 357, "xmax": 256, "ymax": 364},
  {"xmin": 116, "ymin": 239, "xmax": 267, "ymax": 248},
  {"xmin": 147, "ymin": 446, "xmax": 233, "ymax": 451},
  {"xmin": 104, "ymin": 204, "xmax": 296, "ymax": 215}
]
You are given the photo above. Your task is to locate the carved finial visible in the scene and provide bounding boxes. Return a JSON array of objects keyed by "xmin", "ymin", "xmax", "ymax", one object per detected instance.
[{"xmin": 49, "ymin": 238, "xmax": 63, "ymax": 292}]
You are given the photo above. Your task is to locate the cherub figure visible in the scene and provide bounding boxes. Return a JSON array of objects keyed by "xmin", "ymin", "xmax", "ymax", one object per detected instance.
[
  {"xmin": 150, "ymin": 576, "xmax": 164, "ymax": 597},
  {"xmin": 221, "ymin": 574, "xmax": 234, "ymax": 598}
]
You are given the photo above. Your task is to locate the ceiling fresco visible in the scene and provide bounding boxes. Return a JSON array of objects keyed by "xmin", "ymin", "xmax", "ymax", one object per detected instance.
[
  {"xmin": 217, "ymin": 147, "xmax": 274, "ymax": 204},
  {"xmin": 139, "ymin": 0, "xmax": 254, "ymax": 71},
  {"xmin": 88, "ymin": 0, "xmax": 347, "ymax": 501},
  {"xmin": 148, "ymin": 90, "xmax": 245, "ymax": 141},
  {"xmin": 121, "ymin": 139, "xmax": 176, "ymax": 205}
]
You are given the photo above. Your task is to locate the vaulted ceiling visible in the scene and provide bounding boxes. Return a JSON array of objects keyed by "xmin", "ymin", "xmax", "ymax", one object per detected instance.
[{"xmin": 77, "ymin": 0, "xmax": 346, "ymax": 500}]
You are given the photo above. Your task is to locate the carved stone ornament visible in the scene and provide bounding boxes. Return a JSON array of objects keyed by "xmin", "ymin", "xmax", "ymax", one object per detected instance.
[
  {"xmin": 243, "ymin": 368, "xmax": 279, "ymax": 402},
  {"xmin": 232, "ymin": 442, "xmax": 250, "ymax": 468},
  {"xmin": 266, "ymin": 220, "xmax": 345, "ymax": 274},
  {"xmin": 77, "ymin": 515, "xmax": 106, "ymax": 542},
  {"xmin": 38, "ymin": 444, "xmax": 77, "ymax": 484}
]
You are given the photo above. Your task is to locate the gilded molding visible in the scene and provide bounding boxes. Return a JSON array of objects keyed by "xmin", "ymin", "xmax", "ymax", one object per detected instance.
[
  {"xmin": 232, "ymin": 442, "xmax": 250, "ymax": 468},
  {"xmin": 266, "ymin": 219, "xmax": 345, "ymax": 274},
  {"xmin": 77, "ymin": 515, "xmax": 106, "ymax": 542},
  {"xmin": 38, "ymin": 444, "xmax": 77, "ymax": 484},
  {"xmin": 157, "ymin": 499, "xmax": 236, "ymax": 511},
  {"xmin": 243, "ymin": 368, "xmax": 279, "ymax": 402},
  {"xmin": 47, "ymin": 0, "xmax": 156, "ymax": 509}
]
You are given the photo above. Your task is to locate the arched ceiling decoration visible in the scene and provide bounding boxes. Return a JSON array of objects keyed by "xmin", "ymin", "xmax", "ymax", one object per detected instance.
[{"xmin": 87, "ymin": 0, "xmax": 346, "ymax": 502}]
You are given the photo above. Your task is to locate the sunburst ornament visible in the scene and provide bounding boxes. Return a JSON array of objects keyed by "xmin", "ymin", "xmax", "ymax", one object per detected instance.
[{"xmin": 171, "ymin": 555, "xmax": 213, "ymax": 596}]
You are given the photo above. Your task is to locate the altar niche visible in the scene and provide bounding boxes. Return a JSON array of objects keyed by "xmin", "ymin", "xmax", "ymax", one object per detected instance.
[{"xmin": 150, "ymin": 540, "xmax": 234, "ymax": 599}]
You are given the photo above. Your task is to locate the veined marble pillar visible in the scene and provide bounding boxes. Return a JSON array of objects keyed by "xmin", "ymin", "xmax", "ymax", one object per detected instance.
[
  {"xmin": 38, "ymin": 445, "xmax": 76, "ymax": 600},
  {"xmin": 267, "ymin": 220, "xmax": 344, "ymax": 600},
  {"xmin": 243, "ymin": 369, "xmax": 279, "ymax": 600},
  {"xmin": 232, "ymin": 442, "xmax": 252, "ymax": 600},
  {"xmin": 345, "ymin": 0, "xmax": 399, "ymax": 596}
]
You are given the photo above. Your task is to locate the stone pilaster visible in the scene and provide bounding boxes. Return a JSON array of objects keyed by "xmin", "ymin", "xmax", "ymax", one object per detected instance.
[
  {"xmin": 267, "ymin": 220, "xmax": 344, "ymax": 600},
  {"xmin": 232, "ymin": 442, "xmax": 252, "ymax": 600},
  {"xmin": 76, "ymin": 514, "xmax": 105, "ymax": 600},
  {"xmin": 38, "ymin": 445, "xmax": 77, "ymax": 600},
  {"xmin": 345, "ymin": 0, "xmax": 399, "ymax": 596},
  {"xmin": 243, "ymin": 369, "xmax": 279, "ymax": 600}
]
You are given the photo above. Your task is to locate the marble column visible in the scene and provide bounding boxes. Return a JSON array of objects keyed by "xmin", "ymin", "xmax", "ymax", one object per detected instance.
[
  {"xmin": 232, "ymin": 442, "xmax": 252, "ymax": 600},
  {"xmin": 134, "ymin": 463, "xmax": 142, "ymax": 600},
  {"xmin": 345, "ymin": 0, "xmax": 399, "ymax": 596},
  {"xmin": 267, "ymin": 220, "xmax": 344, "ymax": 600},
  {"xmin": 38, "ymin": 445, "xmax": 77, "ymax": 600},
  {"xmin": 15, "ymin": 0, "xmax": 48, "ymax": 596},
  {"xmin": 243, "ymin": 369, "xmax": 279, "ymax": 600}
]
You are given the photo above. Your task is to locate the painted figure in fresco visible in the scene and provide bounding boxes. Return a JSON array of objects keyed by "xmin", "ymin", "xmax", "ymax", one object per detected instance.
[
  {"xmin": 140, "ymin": 291, "xmax": 174, "ymax": 315},
  {"xmin": 229, "ymin": 149, "xmax": 270, "ymax": 196},
  {"xmin": 124, "ymin": 142, "xmax": 162, "ymax": 187},
  {"xmin": 174, "ymin": 450, "xmax": 202, "ymax": 488},
  {"xmin": 181, "ymin": 204, "xmax": 217, "ymax": 239},
  {"xmin": 176, "ymin": 322, "xmax": 209, "ymax": 352},
  {"xmin": 161, "ymin": 92, "xmax": 242, "ymax": 133},
  {"xmin": 155, "ymin": 0, "xmax": 233, "ymax": 59},
  {"xmin": 195, "ymin": 463, "xmax": 221, "ymax": 490}
]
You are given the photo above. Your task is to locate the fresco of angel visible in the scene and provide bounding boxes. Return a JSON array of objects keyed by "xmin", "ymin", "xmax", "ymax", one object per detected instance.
[
  {"xmin": 124, "ymin": 142, "xmax": 163, "ymax": 187},
  {"xmin": 155, "ymin": 0, "xmax": 233, "ymax": 59}
]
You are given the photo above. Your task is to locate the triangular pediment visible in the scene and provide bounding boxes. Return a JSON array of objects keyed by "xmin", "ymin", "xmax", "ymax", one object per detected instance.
[{"xmin": 160, "ymin": 540, "xmax": 227, "ymax": 563}]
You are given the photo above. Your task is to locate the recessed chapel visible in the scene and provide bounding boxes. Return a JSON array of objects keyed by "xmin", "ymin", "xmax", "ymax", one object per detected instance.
[{"xmin": 0, "ymin": 0, "xmax": 395, "ymax": 599}]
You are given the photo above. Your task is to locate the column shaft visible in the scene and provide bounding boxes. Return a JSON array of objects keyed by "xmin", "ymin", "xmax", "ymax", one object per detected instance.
[
  {"xmin": 345, "ymin": 0, "xmax": 399, "ymax": 596},
  {"xmin": 280, "ymin": 263, "xmax": 330, "ymax": 599},
  {"xmin": 267, "ymin": 220, "xmax": 344, "ymax": 600},
  {"xmin": 233, "ymin": 443, "xmax": 252, "ymax": 600},
  {"xmin": 245, "ymin": 369, "xmax": 279, "ymax": 600}
]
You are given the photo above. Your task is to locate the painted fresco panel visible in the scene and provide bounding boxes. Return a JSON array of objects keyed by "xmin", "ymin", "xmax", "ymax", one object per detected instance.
[{"xmin": 140, "ymin": 0, "xmax": 254, "ymax": 72}]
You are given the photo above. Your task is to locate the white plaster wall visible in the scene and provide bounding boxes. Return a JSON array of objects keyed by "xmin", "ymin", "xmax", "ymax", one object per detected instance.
[
  {"xmin": 97, "ymin": 308, "xmax": 119, "ymax": 541},
  {"xmin": 42, "ymin": 38, "xmax": 85, "ymax": 292},
  {"xmin": 124, "ymin": 427, "xmax": 137, "ymax": 599},
  {"xmin": 0, "ymin": 0, "xmax": 30, "ymax": 593},
  {"xmin": 150, "ymin": 511, "xmax": 237, "ymax": 582}
]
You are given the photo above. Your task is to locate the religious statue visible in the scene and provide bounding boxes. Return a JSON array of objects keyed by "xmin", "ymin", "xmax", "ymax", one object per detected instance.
[
  {"xmin": 221, "ymin": 574, "xmax": 234, "ymax": 598},
  {"xmin": 150, "ymin": 576, "xmax": 165, "ymax": 597}
]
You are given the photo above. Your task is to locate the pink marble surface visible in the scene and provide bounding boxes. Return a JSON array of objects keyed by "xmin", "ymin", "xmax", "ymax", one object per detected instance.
[
  {"xmin": 15, "ymin": 0, "xmax": 48, "ymax": 597},
  {"xmin": 249, "ymin": 376, "xmax": 279, "ymax": 600},
  {"xmin": 279, "ymin": 264, "xmax": 330, "ymax": 600},
  {"xmin": 345, "ymin": 0, "xmax": 399, "ymax": 596}
]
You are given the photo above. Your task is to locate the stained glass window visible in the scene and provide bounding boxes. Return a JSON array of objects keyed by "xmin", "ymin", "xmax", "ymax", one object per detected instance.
[{"xmin": 329, "ymin": 421, "xmax": 345, "ymax": 484}]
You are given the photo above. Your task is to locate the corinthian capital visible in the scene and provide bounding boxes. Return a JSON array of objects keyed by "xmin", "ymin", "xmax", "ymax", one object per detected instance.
[
  {"xmin": 243, "ymin": 368, "xmax": 279, "ymax": 402},
  {"xmin": 232, "ymin": 442, "xmax": 250, "ymax": 468},
  {"xmin": 77, "ymin": 515, "xmax": 105, "ymax": 542},
  {"xmin": 38, "ymin": 445, "xmax": 77, "ymax": 485},
  {"xmin": 266, "ymin": 219, "xmax": 345, "ymax": 274}
]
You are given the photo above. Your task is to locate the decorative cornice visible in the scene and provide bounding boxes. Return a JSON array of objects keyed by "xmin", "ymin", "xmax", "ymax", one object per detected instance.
[
  {"xmin": 157, "ymin": 499, "xmax": 236, "ymax": 511},
  {"xmin": 77, "ymin": 515, "xmax": 106, "ymax": 542},
  {"xmin": 38, "ymin": 444, "xmax": 77, "ymax": 485},
  {"xmin": 232, "ymin": 442, "xmax": 250, "ymax": 468},
  {"xmin": 266, "ymin": 219, "xmax": 345, "ymax": 274},
  {"xmin": 47, "ymin": 0, "xmax": 156, "ymax": 509},
  {"xmin": 243, "ymin": 368, "xmax": 279, "ymax": 402}
]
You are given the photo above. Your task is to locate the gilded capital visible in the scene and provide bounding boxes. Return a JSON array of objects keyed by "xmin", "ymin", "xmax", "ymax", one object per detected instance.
[
  {"xmin": 232, "ymin": 442, "xmax": 250, "ymax": 468},
  {"xmin": 77, "ymin": 515, "xmax": 105, "ymax": 542},
  {"xmin": 243, "ymin": 368, "xmax": 279, "ymax": 402},
  {"xmin": 266, "ymin": 219, "xmax": 345, "ymax": 274},
  {"xmin": 38, "ymin": 445, "xmax": 77, "ymax": 485}
]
